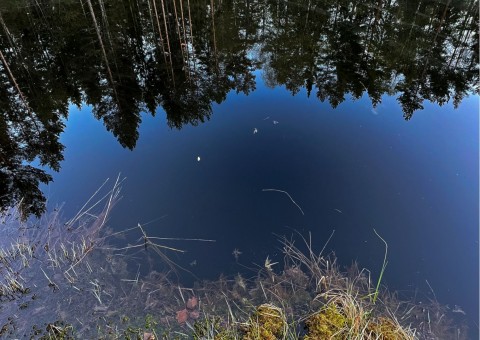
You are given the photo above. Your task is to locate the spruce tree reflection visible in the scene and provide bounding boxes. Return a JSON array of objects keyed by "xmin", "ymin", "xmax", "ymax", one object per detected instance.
[{"xmin": 0, "ymin": 0, "xmax": 477, "ymax": 217}]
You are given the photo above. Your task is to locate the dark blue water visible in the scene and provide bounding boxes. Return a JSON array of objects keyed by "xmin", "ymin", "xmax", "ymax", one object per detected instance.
[{"xmin": 44, "ymin": 72, "xmax": 479, "ymax": 332}]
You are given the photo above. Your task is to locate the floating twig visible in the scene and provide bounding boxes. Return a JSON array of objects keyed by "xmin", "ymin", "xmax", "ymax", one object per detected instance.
[{"xmin": 262, "ymin": 188, "xmax": 304, "ymax": 215}]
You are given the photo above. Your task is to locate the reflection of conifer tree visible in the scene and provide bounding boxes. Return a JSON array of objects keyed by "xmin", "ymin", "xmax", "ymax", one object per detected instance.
[
  {"xmin": 86, "ymin": 0, "xmax": 119, "ymax": 103},
  {"xmin": 0, "ymin": 0, "xmax": 477, "ymax": 217},
  {"xmin": 0, "ymin": 35, "xmax": 64, "ymax": 218}
]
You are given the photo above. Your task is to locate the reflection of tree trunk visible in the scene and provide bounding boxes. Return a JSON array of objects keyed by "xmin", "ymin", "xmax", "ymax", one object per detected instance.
[
  {"xmin": 211, "ymin": 0, "xmax": 218, "ymax": 70},
  {"xmin": 400, "ymin": 1, "xmax": 421, "ymax": 57},
  {"xmin": 432, "ymin": 0, "xmax": 451, "ymax": 44},
  {"xmin": 0, "ymin": 49, "xmax": 40, "ymax": 135},
  {"xmin": 186, "ymin": 0, "xmax": 197, "ymax": 83},
  {"xmin": 79, "ymin": 0, "xmax": 86, "ymax": 16},
  {"xmin": 98, "ymin": 0, "xmax": 119, "ymax": 71},
  {"xmin": 305, "ymin": 0, "xmax": 311, "ymax": 28},
  {"xmin": 86, "ymin": 0, "xmax": 119, "ymax": 102},
  {"xmin": 0, "ymin": 13, "xmax": 17, "ymax": 57},
  {"xmin": 179, "ymin": 0, "xmax": 192, "ymax": 80},
  {"xmin": 172, "ymin": 0, "xmax": 188, "ymax": 78},
  {"xmin": 160, "ymin": 0, "xmax": 175, "ymax": 88},
  {"xmin": 454, "ymin": 26, "xmax": 474, "ymax": 69},
  {"xmin": 151, "ymin": 0, "xmax": 170, "ymax": 76},
  {"xmin": 448, "ymin": 0, "xmax": 476, "ymax": 68},
  {"xmin": 419, "ymin": 0, "xmax": 451, "ymax": 81}
]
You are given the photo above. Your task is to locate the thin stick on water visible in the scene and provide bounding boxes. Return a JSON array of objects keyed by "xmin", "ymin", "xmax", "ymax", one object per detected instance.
[
  {"xmin": 147, "ymin": 237, "xmax": 215, "ymax": 242},
  {"xmin": 40, "ymin": 267, "xmax": 56, "ymax": 288},
  {"xmin": 259, "ymin": 281, "xmax": 268, "ymax": 300},
  {"xmin": 178, "ymin": 285, "xmax": 185, "ymax": 303},
  {"xmin": 67, "ymin": 178, "xmax": 109, "ymax": 226},
  {"xmin": 319, "ymin": 229, "xmax": 335, "ymax": 258},
  {"xmin": 262, "ymin": 188, "xmax": 305, "ymax": 215},
  {"xmin": 100, "ymin": 174, "xmax": 122, "ymax": 227},
  {"xmin": 425, "ymin": 279, "xmax": 437, "ymax": 301}
]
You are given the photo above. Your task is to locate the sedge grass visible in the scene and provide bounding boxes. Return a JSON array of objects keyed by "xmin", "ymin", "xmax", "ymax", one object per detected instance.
[{"xmin": 369, "ymin": 228, "xmax": 388, "ymax": 305}]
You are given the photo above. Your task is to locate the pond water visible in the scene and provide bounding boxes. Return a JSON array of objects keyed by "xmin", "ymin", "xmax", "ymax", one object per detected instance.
[{"xmin": 0, "ymin": 0, "xmax": 478, "ymax": 338}]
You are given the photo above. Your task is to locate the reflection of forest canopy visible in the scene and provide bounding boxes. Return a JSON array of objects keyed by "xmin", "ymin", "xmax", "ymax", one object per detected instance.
[{"xmin": 0, "ymin": 0, "xmax": 478, "ymax": 218}]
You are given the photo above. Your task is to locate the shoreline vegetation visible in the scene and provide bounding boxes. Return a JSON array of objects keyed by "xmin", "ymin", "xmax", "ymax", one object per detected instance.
[{"xmin": 0, "ymin": 179, "xmax": 468, "ymax": 339}]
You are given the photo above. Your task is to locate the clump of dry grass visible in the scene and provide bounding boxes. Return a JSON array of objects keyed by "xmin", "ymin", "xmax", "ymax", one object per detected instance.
[{"xmin": 183, "ymin": 232, "xmax": 468, "ymax": 340}]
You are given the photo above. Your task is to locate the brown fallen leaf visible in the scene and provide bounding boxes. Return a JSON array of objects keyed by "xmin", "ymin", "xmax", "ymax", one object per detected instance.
[
  {"xmin": 176, "ymin": 308, "xmax": 188, "ymax": 324},
  {"xmin": 143, "ymin": 332, "xmax": 155, "ymax": 340},
  {"xmin": 189, "ymin": 309, "xmax": 200, "ymax": 320},
  {"xmin": 186, "ymin": 296, "xmax": 198, "ymax": 310}
]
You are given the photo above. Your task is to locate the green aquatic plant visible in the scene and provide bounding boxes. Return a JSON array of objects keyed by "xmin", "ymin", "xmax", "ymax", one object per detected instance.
[
  {"xmin": 304, "ymin": 303, "xmax": 348, "ymax": 339},
  {"xmin": 370, "ymin": 229, "xmax": 388, "ymax": 304},
  {"xmin": 192, "ymin": 315, "xmax": 236, "ymax": 340},
  {"xmin": 243, "ymin": 304, "xmax": 286, "ymax": 340}
]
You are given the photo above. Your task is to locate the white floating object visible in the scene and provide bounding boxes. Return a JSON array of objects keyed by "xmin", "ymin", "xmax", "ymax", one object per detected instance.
[
  {"xmin": 253, "ymin": 128, "xmax": 258, "ymax": 134},
  {"xmin": 197, "ymin": 156, "xmax": 201, "ymax": 162},
  {"xmin": 273, "ymin": 120, "xmax": 279, "ymax": 125}
]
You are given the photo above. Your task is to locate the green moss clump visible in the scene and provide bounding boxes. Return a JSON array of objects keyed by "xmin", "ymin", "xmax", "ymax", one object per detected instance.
[
  {"xmin": 243, "ymin": 304, "xmax": 286, "ymax": 340},
  {"xmin": 366, "ymin": 317, "xmax": 408, "ymax": 340},
  {"xmin": 304, "ymin": 304, "xmax": 347, "ymax": 339}
]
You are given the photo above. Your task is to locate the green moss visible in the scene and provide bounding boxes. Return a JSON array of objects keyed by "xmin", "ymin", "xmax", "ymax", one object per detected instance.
[
  {"xmin": 243, "ymin": 304, "xmax": 286, "ymax": 340},
  {"xmin": 366, "ymin": 317, "xmax": 406, "ymax": 340},
  {"xmin": 304, "ymin": 304, "xmax": 348, "ymax": 339}
]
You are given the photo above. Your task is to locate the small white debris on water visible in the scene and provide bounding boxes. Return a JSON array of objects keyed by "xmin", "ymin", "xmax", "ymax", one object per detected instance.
[
  {"xmin": 253, "ymin": 128, "xmax": 258, "ymax": 134},
  {"xmin": 453, "ymin": 305, "xmax": 466, "ymax": 315},
  {"xmin": 197, "ymin": 156, "xmax": 201, "ymax": 161},
  {"xmin": 273, "ymin": 120, "xmax": 279, "ymax": 125},
  {"xmin": 232, "ymin": 248, "xmax": 242, "ymax": 261}
]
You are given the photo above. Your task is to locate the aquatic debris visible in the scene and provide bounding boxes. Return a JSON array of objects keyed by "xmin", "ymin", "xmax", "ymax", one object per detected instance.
[
  {"xmin": 176, "ymin": 296, "xmax": 200, "ymax": 324},
  {"xmin": 264, "ymin": 256, "xmax": 278, "ymax": 272},
  {"xmin": 333, "ymin": 208, "xmax": 343, "ymax": 213},
  {"xmin": 253, "ymin": 128, "xmax": 258, "ymax": 134},
  {"xmin": 273, "ymin": 120, "xmax": 279, "ymax": 125},
  {"xmin": 189, "ymin": 309, "xmax": 200, "ymax": 320},
  {"xmin": 186, "ymin": 296, "xmax": 198, "ymax": 310},
  {"xmin": 176, "ymin": 308, "xmax": 189, "ymax": 324},
  {"xmin": 262, "ymin": 188, "xmax": 305, "ymax": 215},
  {"xmin": 197, "ymin": 156, "xmax": 201, "ymax": 162},
  {"xmin": 143, "ymin": 332, "xmax": 155, "ymax": 340},
  {"xmin": 232, "ymin": 248, "xmax": 242, "ymax": 261},
  {"xmin": 235, "ymin": 273, "xmax": 247, "ymax": 290},
  {"xmin": 453, "ymin": 305, "xmax": 466, "ymax": 315}
]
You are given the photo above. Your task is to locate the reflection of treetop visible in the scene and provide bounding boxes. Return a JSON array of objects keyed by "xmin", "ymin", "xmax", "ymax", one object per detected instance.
[{"xmin": 0, "ymin": 0, "xmax": 478, "ymax": 218}]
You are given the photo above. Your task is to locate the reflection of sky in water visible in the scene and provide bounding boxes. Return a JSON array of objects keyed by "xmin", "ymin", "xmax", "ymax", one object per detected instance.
[{"xmin": 46, "ymin": 73, "xmax": 478, "ymax": 334}]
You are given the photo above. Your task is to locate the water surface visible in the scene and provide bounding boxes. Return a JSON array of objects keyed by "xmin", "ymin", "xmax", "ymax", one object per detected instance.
[{"xmin": 0, "ymin": 0, "xmax": 478, "ymax": 337}]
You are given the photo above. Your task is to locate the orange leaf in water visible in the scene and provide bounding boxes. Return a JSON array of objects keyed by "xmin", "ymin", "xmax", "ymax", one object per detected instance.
[
  {"xmin": 143, "ymin": 332, "xmax": 155, "ymax": 340},
  {"xmin": 176, "ymin": 308, "xmax": 188, "ymax": 324},
  {"xmin": 186, "ymin": 296, "xmax": 198, "ymax": 310},
  {"xmin": 189, "ymin": 309, "xmax": 200, "ymax": 320}
]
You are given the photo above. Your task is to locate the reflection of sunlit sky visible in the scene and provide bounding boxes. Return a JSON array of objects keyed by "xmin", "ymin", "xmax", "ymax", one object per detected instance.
[{"xmin": 46, "ymin": 72, "xmax": 478, "ymax": 334}]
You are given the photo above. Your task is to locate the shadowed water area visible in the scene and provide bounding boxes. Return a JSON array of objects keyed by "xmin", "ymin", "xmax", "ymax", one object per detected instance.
[{"xmin": 0, "ymin": 0, "xmax": 478, "ymax": 338}]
